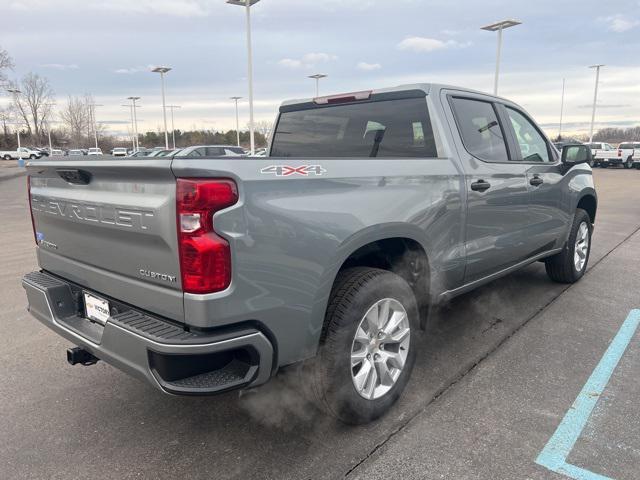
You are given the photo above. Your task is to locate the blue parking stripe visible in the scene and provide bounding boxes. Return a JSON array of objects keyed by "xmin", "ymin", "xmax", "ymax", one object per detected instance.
[{"xmin": 535, "ymin": 309, "xmax": 640, "ymax": 479}]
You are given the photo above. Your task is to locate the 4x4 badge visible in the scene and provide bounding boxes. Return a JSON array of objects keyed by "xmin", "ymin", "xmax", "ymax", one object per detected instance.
[{"xmin": 260, "ymin": 165, "xmax": 326, "ymax": 177}]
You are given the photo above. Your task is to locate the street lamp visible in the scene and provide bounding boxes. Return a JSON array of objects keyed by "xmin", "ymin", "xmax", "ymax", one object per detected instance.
[
  {"xmin": 121, "ymin": 103, "xmax": 136, "ymax": 151},
  {"xmin": 166, "ymin": 105, "xmax": 181, "ymax": 149},
  {"xmin": 481, "ymin": 19, "xmax": 521, "ymax": 95},
  {"xmin": 151, "ymin": 66, "xmax": 172, "ymax": 149},
  {"xmin": 558, "ymin": 78, "xmax": 565, "ymax": 140},
  {"xmin": 227, "ymin": 0, "xmax": 261, "ymax": 155},
  {"xmin": 308, "ymin": 74, "xmax": 327, "ymax": 97},
  {"xmin": 43, "ymin": 103, "xmax": 57, "ymax": 154},
  {"xmin": 230, "ymin": 96, "xmax": 242, "ymax": 147},
  {"xmin": 588, "ymin": 64, "xmax": 605, "ymax": 143},
  {"xmin": 6, "ymin": 88, "xmax": 22, "ymax": 150},
  {"xmin": 89, "ymin": 103, "xmax": 103, "ymax": 149},
  {"xmin": 127, "ymin": 97, "xmax": 141, "ymax": 151}
]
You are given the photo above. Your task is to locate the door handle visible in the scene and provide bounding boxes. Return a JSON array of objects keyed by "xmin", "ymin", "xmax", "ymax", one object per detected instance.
[
  {"xmin": 470, "ymin": 180, "xmax": 491, "ymax": 192},
  {"xmin": 529, "ymin": 176, "xmax": 544, "ymax": 187}
]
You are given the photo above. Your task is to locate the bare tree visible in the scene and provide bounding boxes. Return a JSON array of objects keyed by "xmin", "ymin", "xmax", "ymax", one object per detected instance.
[
  {"xmin": 250, "ymin": 120, "xmax": 274, "ymax": 139},
  {"xmin": 59, "ymin": 95, "xmax": 90, "ymax": 146},
  {"xmin": 16, "ymin": 73, "xmax": 54, "ymax": 138},
  {"xmin": 0, "ymin": 46, "xmax": 13, "ymax": 88}
]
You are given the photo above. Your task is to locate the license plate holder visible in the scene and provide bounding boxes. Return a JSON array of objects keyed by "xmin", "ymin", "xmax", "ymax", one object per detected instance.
[{"xmin": 83, "ymin": 292, "xmax": 111, "ymax": 325}]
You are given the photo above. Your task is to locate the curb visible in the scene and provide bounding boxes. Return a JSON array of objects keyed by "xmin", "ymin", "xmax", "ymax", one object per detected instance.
[{"xmin": 0, "ymin": 170, "xmax": 26, "ymax": 183}]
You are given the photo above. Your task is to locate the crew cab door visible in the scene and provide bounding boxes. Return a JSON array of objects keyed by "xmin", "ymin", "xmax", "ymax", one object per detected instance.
[
  {"xmin": 445, "ymin": 93, "xmax": 532, "ymax": 283},
  {"xmin": 499, "ymin": 105, "xmax": 569, "ymax": 253}
]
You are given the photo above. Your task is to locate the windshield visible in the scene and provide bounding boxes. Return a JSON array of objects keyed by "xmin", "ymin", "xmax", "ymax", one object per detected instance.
[{"xmin": 271, "ymin": 97, "xmax": 438, "ymax": 158}]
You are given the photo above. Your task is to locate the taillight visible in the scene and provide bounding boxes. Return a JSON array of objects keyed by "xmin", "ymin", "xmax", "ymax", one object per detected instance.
[
  {"xmin": 618, "ymin": 150, "xmax": 622, "ymax": 157},
  {"xmin": 176, "ymin": 178, "xmax": 238, "ymax": 294},
  {"xmin": 27, "ymin": 176, "xmax": 37, "ymax": 244}
]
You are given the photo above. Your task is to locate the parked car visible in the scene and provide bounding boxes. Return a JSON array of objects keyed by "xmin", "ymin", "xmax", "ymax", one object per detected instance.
[
  {"xmin": 87, "ymin": 148, "xmax": 103, "ymax": 156},
  {"xmin": 585, "ymin": 142, "xmax": 615, "ymax": 167},
  {"xmin": 174, "ymin": 145, "xmax": 246, "ymax": 157},
  {"xmin": 112, "ymin": 147, "xmax": 128, "ymax": 157},
  {"xmin": 0, "ymin": 147, "xmax": 43, "ymax": 160},
  {"xmin": 22, "ymin": 83, "xmax": 597, "ymax": 424},
  {"xmin": 594, "ymin": 142, "xmax": 639, "ymax": 168},
  {"xmin": 128, "ymin": 149, "xmax": 152, "ymax": 157},
  {"xmin": 67, "ymin": 149, "xmax": 84, "ymax": 157},
  {"xmin": 50, "ymin": 149, "xmax": 64, "ymax": 156}
]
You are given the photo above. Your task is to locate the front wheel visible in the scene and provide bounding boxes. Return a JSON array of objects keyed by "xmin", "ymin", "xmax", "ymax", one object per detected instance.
[
  {"xmin": 309, "ymin": 267, "xmax": 418, "ymax": 424},
  {"xmin": 29, "ymin": 154, "xmax": 37, "ymax": 159},
  {"xmin": 545, "ymin": 208, "xmax": 592, "ymax": 283},
  {"xmin": 624, "ymin": 157, "xmax": 633, "ymax": 169}
]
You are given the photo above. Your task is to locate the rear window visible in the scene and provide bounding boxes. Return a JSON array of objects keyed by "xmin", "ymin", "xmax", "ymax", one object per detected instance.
[
  {"xmin": 619, "ymin": 143, "xmax": 634, "ymax": 149},
  {"xmin": 270, "ymin": 97, "xmax": 438, "ymax": 158}
]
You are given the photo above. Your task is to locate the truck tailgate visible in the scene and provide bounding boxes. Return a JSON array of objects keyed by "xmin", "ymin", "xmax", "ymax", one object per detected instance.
[{"xmin": 27, "ymin": 159, "xmax": 184, "ymax": 322}]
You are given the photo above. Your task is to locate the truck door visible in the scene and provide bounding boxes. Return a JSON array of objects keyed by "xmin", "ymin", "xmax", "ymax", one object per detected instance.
[
  {"xmin": 500, "ymin": 105, "xmax": 569, "ymax": 253},
  {"xmin": 445, "ymin": 94, "xmax": 532, "ymax": 283}
]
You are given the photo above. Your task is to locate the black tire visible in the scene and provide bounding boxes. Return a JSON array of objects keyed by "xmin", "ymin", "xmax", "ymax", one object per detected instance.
[
  {"xmin": 29, "ymin": 154, "xmax": 36, "ymax": 159},
  {"xmin": 2, "ymin": 155, "xmax": 11, "ymax": 160},
  {"xmin": 545, "ymin": 209, "xmax": 592, "ymax": 283},
  {"xmin": 309, "ymin": 267, "xmax": 418, "ymax": 424},
  {"xmin": 624, "ymin": 157, "xmax": 633, "ymax": 169},
  {"xmin": 601, "ymin": 163, "xmax": 608, "ymax": 168},
  {"xmin": 635, "ymin": 164, "xmax": 640, "ymax": 170}
]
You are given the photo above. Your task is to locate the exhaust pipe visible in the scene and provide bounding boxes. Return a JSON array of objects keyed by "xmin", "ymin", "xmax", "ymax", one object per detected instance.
[{"xmin": 67, "ymin": 347, "xmax": 99, "ymax": 366}]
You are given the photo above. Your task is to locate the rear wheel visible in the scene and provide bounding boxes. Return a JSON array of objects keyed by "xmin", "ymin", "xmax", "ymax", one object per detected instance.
[
  {"xmin": 2, "ymin": 155, "xmax": 11, "ymax": 160},
  {"xmin": 624, "ymin": 157, "xmax": 633, "ymax": 169},
  {"xmin": 545, "ymin": 208, "xmax": 592, "ymax": 283},
  {"xmin": 309, "ymin": 267, "xmax": 418, "ymax": 424},
  {"xmin": 29, "ymin": 154, "xmax": 37, "ymax": 159}
]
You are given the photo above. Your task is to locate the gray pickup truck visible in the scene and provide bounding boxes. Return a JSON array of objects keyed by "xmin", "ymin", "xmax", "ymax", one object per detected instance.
[{"xmin": 22, "ymin": 84, "xmax": 596, "ymax": 423}]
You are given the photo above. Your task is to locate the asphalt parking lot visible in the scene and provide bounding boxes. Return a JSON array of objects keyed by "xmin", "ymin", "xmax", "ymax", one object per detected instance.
[{"xmin": 1, "ymin": 168, "xmax": 639, "ymax": 479}]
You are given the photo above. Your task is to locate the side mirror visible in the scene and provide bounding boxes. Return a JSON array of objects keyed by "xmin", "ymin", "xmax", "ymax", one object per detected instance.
[{"xmin": 561, "ymin": 144, "xmax": 592, "ymax": 165}]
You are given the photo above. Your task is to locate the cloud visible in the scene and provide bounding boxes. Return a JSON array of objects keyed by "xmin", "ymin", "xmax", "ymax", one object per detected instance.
[
  {"xmin": 397, "ymin": 36, "xmax": 470, "ymax": 52},
  {"xmin": 114, "ymin": 65, "xmax": 154, "ymax": 74},
  {"xmin": 9, "ymin": 0, "xmax": 214, "ymax": 17},
  {"xmin": 277, "ymin": 52, "xmax": 337, "ymax": 69},
  {"xmin": 40, "ymin": 63, "xmax": 79, "ymax": 70},
  {"xmin": 357, "ymin": 61, "xmax": 381, "ymax": 71},
  {"xmin": 601, "ymin": 14, "xmax": 640, "ymax": 32}
]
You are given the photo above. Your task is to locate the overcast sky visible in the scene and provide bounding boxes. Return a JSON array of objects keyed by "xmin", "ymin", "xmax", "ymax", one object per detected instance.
[{"xmin": 2, "ymin": 0, "xmax": 639, "ymax": 137}]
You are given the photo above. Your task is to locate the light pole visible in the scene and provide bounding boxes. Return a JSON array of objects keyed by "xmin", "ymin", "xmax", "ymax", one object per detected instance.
[
  {"xmin": 43, "ymin": 103, "xmax": 57, "ymax": 153},
  {"xmin": 227, "ymin": 0, "xmax": 261, "ymax": 155},
  {"xmin": 308, "ymin": 74, "xmax": 327, "ymax": 97},
  {"xmin": 89, "ymin": 103, "xmax": 103, "ymax": 149},
  {"xmin": 588, "ymin": 64, "xmax": 605, "ymax": 143},
  {"xmin": 127, "ymin": 97, "xmax": 141, "ymax": 151},
  {"xmin": 481, "ymin": 19, "xmax": 521, "ymax": 96},
  {"xmin": 121, "ymin": 104, "xmax": 136, "ymax": 151},
  {"xmin": 7, "ymin": 88, "xmax": 22, "ymax": 150},
  {"xmin": 151, "ymin": 66, "xmax": 172, "ymax": 149},
  {"xmin": 166, "ymin": 105, "xmax": 181, "ymax": 149},
  {"xmin": 558, "ymin": 78, "xmax": 565, "ymax": 141},
  {"xmin": 230, "ymin": 96, "xmax": 242, "ymax": 146}
]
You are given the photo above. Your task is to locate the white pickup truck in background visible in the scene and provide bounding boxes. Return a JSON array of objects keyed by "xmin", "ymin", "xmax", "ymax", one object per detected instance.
[
  {"xmin": 0, "ymin": 147, "xmax": 44, "ymax": 160},
  {"xmin": 586, "ymin": 142, "xmax": 614, "ymax": 167},
  {"xmin": 594, "ymin": 142, "xmax": 640, "ymax": 169}
]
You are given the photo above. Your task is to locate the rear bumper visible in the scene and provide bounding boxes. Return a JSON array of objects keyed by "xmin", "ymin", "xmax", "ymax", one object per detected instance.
[
  {"xmin": 22, "ymin": 271, "xmax": 274, "ymax": 395},
  {"xmin": 597, "ymin": 158, "xmax": 623, "ymax": 165}
]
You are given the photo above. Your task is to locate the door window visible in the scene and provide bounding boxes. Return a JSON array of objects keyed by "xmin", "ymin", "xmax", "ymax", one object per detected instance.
[
  {"xmin": 506, "ymin": 108, "xmax": 551, "ymax": 162},
  {"xmin": 450, "ymin": 97, "xmax": 508, "ymax": 162}
]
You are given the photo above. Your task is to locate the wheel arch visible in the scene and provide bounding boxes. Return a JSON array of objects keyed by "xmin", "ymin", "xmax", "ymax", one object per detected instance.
[
  {"xmin": 577, "ymin": 192, "xmax": 597, "ymax": 224},
  {"xmin": 311, "ymin": 224, "xmax": 433, "ymax": 350}
]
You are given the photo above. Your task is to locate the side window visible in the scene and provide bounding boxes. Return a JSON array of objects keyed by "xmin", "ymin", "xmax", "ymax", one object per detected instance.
[
  {"xmin": 450, "ymin": 97, "xmax": 508, "ymax": 162},
  {"xmin": 205, "ymin": 147, "xmax": 224, "ymax": 156},
  {"xmin": 506, "ymin": 108, "xmax": 551, "ymax": 162}
]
